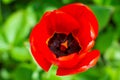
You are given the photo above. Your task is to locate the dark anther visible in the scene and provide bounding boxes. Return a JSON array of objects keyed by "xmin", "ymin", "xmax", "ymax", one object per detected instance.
[{"xmin": 48, "ymin": 33, "xmax": 81, "ymax": 58}]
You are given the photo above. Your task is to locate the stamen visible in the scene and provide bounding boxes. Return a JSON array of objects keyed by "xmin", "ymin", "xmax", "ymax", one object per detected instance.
[
  {"xmin": 48, "ymin": 33, "xmax": 81, "ymax": 58},
  {"xmin": 60, "ymin": 41, "xmax": 68, "ymax": 51}
]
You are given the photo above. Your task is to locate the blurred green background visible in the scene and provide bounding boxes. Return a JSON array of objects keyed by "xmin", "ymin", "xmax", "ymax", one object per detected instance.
[{"xmin": 0, "ymin": 0, "xmax": 120, "ymax": 80}]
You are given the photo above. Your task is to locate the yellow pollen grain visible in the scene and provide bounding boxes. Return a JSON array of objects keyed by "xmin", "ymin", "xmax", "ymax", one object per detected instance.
[{"xmin": 61, "ymin": 41, "xmax": 68, "ymax": 48}]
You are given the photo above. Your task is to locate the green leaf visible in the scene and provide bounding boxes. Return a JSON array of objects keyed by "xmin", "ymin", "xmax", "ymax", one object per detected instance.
[
  {"xmin": 105, "ymin": 41, "xmax": 120, "ymax": 67},
  {"xmin": 15, "ymin": 6, "xmax": 36, "ymax": 44},
  {"xmin": 105, "ymin": 66, "xmax": 120, "ymax": 80},
  {"xmin": 41, "ymin": 65, "xmax": 61, "ymax": 80},
  {"xmin": 93, "ymin": 0, "xmax": 113, "ymax": 6},
  {"xmin": 93, "ymin": 0, "xmax": 120, "ymax": 6},
  {"xmin": 93, "ymin": 0, "xmax": 104, "ymax": 5},
  {"xmin": 43, "ymin": 6, "xmax": 57, "ymax": 12},
  {"xmin": 11, "ymin": 46, "xmax": 31, "ymax": 62},
  {"xmin": 13, "ymin": 66, "xmax": 33, "ymax": 80},
  {"xmin": 0, "ymin": 32, "xmax": 8, "ymax": 52},
  {"xmin": 0, "ymin": 7, "xmax": 2, "ymax": 25},
  {"xmin": 75, "ymin": 67, "xmax": 103, "ymax": 80},
  {"xmin": 3, "ymin": 6, "xmax": 36, "ymax": 45},
  {"xmin": 0, "ymin": 68, "xmax": 10, "ymax": 80},
  {"xmin": 90, "ymin": 5, "xmax": 113, "ymax": 31},
  {"xmin": 32, "ymin": 67, "xmax": 42, "ymax": 80},
  {"xmin": 113, "ymin": 7, "xmax": 120, "ymax": 25},
  {"xmin": 94, "ymin": 26, "xmax": 114, "ymax": 53},
  {"xmin": 2, "ymin": 0, "xmax": 14, "ymax": 4},
  {"xmin": 62, "ymin": 0, "xmax": 74, "ymax": 4},
  {"xmin": 41, "ymin": 65, "xmax": 74, "ymax": 80},
  {"xmin": 111, "ymin": 0, "xmax": 120, "ymax": 5},
  {"xmin": 3, "ymin": 10, "xmax": 24, "ymax": 44}
]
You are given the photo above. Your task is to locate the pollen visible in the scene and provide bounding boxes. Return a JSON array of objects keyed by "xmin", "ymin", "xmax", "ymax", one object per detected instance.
[{"xmin": 60, "ymin": 41, "xmax": 68, "ymax": 51}]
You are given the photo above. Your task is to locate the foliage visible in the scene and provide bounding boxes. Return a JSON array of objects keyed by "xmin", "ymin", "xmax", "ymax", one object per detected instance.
[{"xmin": 0, "ymin": 0, "xmax": 120, "ymax": 80}]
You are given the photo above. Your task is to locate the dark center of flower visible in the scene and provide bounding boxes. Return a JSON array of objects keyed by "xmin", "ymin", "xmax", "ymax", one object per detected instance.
[{"xmin": 48, "ymin": 33, "xmax": 81, "ymax": 58}]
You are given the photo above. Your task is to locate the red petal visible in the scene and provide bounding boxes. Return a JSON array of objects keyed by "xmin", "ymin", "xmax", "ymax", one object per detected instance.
[
  {"xmin": 78, "ymin": 50, "xmax": 100, "ymax": 67},
  {"xmin": 56, "ymin": 50, "xmax": 100, "ymax": 76},
  {"xmin": 59, "ymin": 3, "xmax": 98, "ymax": 37},
  {"xmin": 30, "ymin": 12, "xmax": 57, "ymax": 69},
  {"xmin": 30, "ymin": 41, "xmax": 52, "ymax": 71},
  {"xmin": 59, "ymin": 3, "xmax": 98, "ymax": 51},
  {"xmin": 46, "ymin": 10, "xmax": 80, "ymax": 35},
  {"xmin": 84, "ymin": 40, "xmax": 95, "ymax": 52},
  {"xmin": 76, "ymin": 14, "xmax": 92, "ymax": 51},
  {"xmin": 56, "ymin": 51, "xmax": 87, "ymax": 68},
  {"xmin": 30, "ymin": 10, "xmax": 82, "ymax": 67},
  {"xmin": 56, "ymin": 40, "xmax": 94, "ymax": 69}
]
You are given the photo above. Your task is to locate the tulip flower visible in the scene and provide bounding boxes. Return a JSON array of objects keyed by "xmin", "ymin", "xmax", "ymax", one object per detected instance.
[{"xmin": 30, "ymin": 3, "xmax": 100, "ymax": 76}]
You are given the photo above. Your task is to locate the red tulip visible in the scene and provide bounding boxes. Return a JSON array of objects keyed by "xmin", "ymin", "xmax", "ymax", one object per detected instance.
[{"xmin": 30, "ymin": 3, "xmax": 100, "ymax": 76}]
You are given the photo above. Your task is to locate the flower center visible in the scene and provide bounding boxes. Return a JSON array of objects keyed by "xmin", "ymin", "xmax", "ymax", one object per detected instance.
[{"xmin": 48, "ymin": 33, "xmax": 81, "ymax": 58}]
